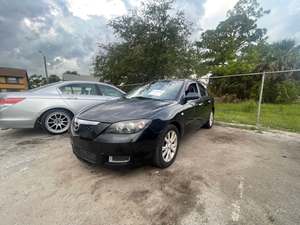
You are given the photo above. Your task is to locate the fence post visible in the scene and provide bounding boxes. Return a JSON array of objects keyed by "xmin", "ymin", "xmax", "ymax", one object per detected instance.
[{"xmin": 256, "ymin": 72, "xmax": 265, "ymax": 128}]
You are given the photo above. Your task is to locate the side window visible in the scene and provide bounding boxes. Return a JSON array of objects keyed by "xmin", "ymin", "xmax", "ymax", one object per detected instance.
[
  {"xmin": 60, "ymin": 85, "xmax": 73, "ymax": 94},
  {"xmin": 99, "ymin": 85, "xmax": 123, "ymax": 97},
  {"xmin": 60, "ymin": 84, "xmax": 99, "ymax": 95},
  {"xmin": 198, "ymin": 83, "xmax": 207, "ymax": 97},
  {"xmin": 185, "ymin": 83, "xmax": 199, "ymax": 96}
]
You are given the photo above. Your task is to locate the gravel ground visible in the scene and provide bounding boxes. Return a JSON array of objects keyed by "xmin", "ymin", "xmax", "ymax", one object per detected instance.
[{"xmin": 0, "ymin": 126, "xmax": 299, "ymax": 225}]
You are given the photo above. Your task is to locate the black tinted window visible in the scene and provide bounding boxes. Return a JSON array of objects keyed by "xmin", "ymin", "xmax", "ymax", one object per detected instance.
[{"xmin": 186, "ymin": 83, "xmax": 199, "ymax": 95}]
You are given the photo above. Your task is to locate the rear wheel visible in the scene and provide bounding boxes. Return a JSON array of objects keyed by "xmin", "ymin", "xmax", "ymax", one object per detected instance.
[
  {"xmin": 203, "ymin": 111, "xmax": 214, "ymax": 129},
  {"xmin": 153, "ymin": 124, "xmax": 179, "ymax": 168},
  {"xmin": 41, "ymin": 109, "xmax": 72, "ymax": 134}
]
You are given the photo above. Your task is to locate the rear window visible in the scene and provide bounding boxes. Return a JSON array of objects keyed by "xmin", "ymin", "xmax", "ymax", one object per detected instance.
[{"xmin": 98, "ymin": 85, "xmax": 123, "ymax": 97}]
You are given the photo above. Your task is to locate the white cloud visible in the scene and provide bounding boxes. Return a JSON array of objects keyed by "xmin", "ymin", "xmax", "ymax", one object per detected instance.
[
  {"xmin": 258, "ymin": 0, "xmax": 300, "ymax": 42},
  {"xmin": 200, "ymin": 0, "xmax": 238, "ymax": 30},
  {"xmin": 67, "ymin": 0, "xmax": 127, "ymax": 20}
]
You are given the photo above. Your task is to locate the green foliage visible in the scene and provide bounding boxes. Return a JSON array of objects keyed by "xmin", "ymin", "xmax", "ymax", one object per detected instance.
[
  {"xmin": 29, "ymin": 74, "xmax": 47, "ymax": 89},
  {"xmin": 195, "ymin": 0, "xmax": 271, "ymax": 100},
  {"xmin": 275, "ymin": 81, "xmax": 298, "ymax": 103},
  {"xmin": 196, "ymin": 0, "xmax": 269, "ymax": 66},
  {"xmin": 48, "ymin": 74, "xmax": 61, "ymax": 83},
  {"xmin": 63, "ymin": 71, "xmax": 79, "ymax": 75},
  {"xmin": 29, "ymin": 74, "xmax": 60, "ymax": 89},
  {"xmin": 92, "ymin": 0, "xmax": 300, "ymax": 104},
  {"xmin": 196, "ymin": 0, "xmax": 300, "ymax": 103},
  {"xmin": 93, "ymin": 0, "xmax": 193, "ymax": 84}
]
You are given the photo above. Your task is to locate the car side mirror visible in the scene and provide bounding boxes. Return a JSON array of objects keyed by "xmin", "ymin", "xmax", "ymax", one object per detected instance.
[{"xmin": 184, "ymin": 92, "xmax": 199, "ymax": 102}]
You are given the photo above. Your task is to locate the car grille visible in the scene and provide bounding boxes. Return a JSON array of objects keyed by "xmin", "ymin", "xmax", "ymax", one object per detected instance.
[{"xmin": 73, "ymin": 120, "xmax": 110, "ymax": 140}]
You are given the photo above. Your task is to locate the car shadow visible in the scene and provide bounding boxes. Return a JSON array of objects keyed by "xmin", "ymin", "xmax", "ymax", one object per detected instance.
[
  {"xmin": 1, "ymin": 128, "xmax": 52, "ymax": 138},
  {"xmin": 181, "ymin": 126, "xmax": 204, "ymax": 143}
]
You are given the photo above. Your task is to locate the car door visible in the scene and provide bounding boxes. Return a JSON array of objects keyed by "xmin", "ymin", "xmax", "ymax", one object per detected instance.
[
  {"xmin": 196, "ymin": 82, "xmax": 211, "ymax": 126},
  {"xmin": 59, "ymin": 83, "xmax": 108, "ymax": 113},
  {"xmin": 182, "ymin": 82, "xmax": 201, "ymax": 128},
  {"xmin": 198, "ymin": 83, "xmax": 213, "ymax": 123}
]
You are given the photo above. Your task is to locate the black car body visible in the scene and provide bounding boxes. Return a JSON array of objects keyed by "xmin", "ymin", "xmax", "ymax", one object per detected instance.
[{"xmin": 70, "ymin": 79, "xmax": 214, "ymax": 168}]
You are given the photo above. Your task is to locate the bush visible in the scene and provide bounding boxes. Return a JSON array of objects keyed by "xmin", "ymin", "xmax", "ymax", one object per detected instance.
[
  {"xmin": 275, "ymin": 81, "xmax": 298, "ymax": 103},
  {"xmin": 216, "ymin": 94, "xmax": 241, "ymax": 103}
]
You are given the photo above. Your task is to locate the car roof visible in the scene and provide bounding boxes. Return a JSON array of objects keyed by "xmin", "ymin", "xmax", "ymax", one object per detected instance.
[
  {"xmin": 150, "ymin": 79, "xmax": 199, "ymax": 83},
  {"xmin": 30, "ymin": 80, "xmax": 125, "ymax": 94}
]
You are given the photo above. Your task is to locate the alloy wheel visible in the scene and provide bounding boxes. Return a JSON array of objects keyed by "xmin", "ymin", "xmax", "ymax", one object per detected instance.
[
  {"xmin": 162, "ymin": 130, "xmax": 178, "ymax": 162},
  {"xmin": 209, "ymin": 112, "xmax": 214, "ymax": 127},
  {"xmin": 45, "ymin": 111, "xmax": 71, "ymax": 134}
]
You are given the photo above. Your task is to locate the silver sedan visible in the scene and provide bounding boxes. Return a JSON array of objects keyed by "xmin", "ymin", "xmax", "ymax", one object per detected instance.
[{"xmin": 0, "ymin": 81, "xmax": 125, "ymax": 134}]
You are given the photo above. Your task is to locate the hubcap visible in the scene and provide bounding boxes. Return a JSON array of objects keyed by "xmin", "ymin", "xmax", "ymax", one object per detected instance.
[
  {"xmin": 45, "ymin": 112, "xmax": 70, "ymax": 134},
  {"xmin": 162, "ymin": 130, "xmax": 178, "ymax": 162}
]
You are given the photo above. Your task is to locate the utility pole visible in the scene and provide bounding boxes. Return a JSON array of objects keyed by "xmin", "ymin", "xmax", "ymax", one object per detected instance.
[
  {"xmin": 39, "ymin": 50, "xmax": 49, "ymax": 84},
  {"xmin": 43, "ymin": 55, "xmax": 49, "ymax": 84}
]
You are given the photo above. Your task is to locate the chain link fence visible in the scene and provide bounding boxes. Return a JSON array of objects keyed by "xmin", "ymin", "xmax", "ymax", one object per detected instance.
[
  {"xmin": 205, "ymin": 69, "xmax": 300, "ymax": 133},
  {"xmin": 117, "ymin": 69, "xmax": 300, "ymax": 133}
]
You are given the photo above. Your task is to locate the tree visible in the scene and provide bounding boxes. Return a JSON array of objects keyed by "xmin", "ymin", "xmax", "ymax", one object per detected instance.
[
  {"xmin": 48, "ymin": 74, "xmax": 61, "ymax": 83},
  {"xmin": 196, "ymin": 0, "xmax": 270, "ymax": 99},
  {"xmin": 254, "ymin": 39, "xmax": 300, "ymax": 103},
  {"xmin": 29, "ymin": 74, "xmax": 47, "ymax": 89},
  {"xmin": 197, "ymin": 0, "xmax": 269, "ymax": 66},
  {"xmin": 93, "ymin": 0, "xmax": 192, "ymax": 84},
  {"xmin": 63, "ymin": 71, "xmax": 79, "ymax": 75}
]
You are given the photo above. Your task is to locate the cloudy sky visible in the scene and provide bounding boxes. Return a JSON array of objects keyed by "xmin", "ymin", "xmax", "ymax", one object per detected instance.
[{"xmin": 0, "ymin": 0, "xmax": 299, "ymax": 76}]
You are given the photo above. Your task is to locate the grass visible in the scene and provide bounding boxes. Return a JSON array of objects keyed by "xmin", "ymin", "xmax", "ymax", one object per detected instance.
[{"xmin": 215, "ymin": 101, "xmax": 300, "ymax": 133}]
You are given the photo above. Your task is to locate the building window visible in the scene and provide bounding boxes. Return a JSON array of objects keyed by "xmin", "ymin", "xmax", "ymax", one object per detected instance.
[
  {"xmin": 6, "ymin": 77, "xmax": 20, "ymax": 84},
  {"xmin": 0, "ymin": 77, "xmax": 5, "ymax": 83}
]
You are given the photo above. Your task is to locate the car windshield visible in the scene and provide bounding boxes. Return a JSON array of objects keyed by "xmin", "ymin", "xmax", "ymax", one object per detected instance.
[{"xmin": 126, "ymin": 80, "xmax": 184, "ymax": 100}]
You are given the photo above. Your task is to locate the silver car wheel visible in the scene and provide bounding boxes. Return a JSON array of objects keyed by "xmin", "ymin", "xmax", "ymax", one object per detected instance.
[
  {"xmin": 209, "ymin": 112, "xmax": 214, "ymax": 127},
  {"xmin": 162, "ymin": 130, "xmax": 178, "ymax": 162},
  {"xmin": 45, "ymin": 111, "xmax": 71, "ymax": 134}
]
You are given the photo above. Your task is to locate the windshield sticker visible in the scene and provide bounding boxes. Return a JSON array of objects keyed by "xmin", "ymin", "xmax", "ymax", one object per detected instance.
[{"xmin": 149, "ymin": 90, "xmax": 165, "ymax": 96}]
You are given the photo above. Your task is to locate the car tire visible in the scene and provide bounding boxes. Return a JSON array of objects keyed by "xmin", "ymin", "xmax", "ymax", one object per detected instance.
[
  {"xmin": 203, "ymin": 111, "xmax": 214, "ymax": 129},
  {"xmin": 41, "ymin": 109, "xmax": 73, "ymax": 135},
  {"xmin": 153, "ymin": 124, "xmax": 180, "ymax": 168}
]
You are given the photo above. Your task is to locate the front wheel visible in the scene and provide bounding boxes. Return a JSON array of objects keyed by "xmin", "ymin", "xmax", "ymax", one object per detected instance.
[
  {"xmin": 153, "ymin": 124, "xmax": 180, "ymax": 168},
  {"xmin": 203, "ymin": 111, "xmax": 214, "ymax": 129}
]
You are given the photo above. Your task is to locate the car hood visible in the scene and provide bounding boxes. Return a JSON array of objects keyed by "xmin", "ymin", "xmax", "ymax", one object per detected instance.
[{"xmin": 78, "ymin": 98, "xmax": 174, "ymax": 123}]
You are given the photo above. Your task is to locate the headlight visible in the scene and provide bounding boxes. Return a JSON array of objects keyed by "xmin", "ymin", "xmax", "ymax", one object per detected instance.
[{"xmin": 106, "ymin": 119, "xmax": 151, "ymax": 134}]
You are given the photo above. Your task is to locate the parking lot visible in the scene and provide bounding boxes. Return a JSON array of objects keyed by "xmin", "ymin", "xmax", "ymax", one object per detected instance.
[{"xmin": 0, "ymin": 126, "xmax": 299, "ymax": 225}]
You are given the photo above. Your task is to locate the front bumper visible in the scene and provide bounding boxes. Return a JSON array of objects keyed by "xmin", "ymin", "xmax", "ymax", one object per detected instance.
[{"xmin": 71, "ymin": 130, "xmax": 159, "ymax": 165}]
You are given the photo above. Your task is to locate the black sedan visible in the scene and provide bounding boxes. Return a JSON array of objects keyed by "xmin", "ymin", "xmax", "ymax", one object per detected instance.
[{"xmin": 70, "ymin": 79, "xmax": 214, "ymax": 168}]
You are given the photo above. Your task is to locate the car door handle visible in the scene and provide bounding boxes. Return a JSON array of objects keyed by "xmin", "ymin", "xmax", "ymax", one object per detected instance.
[
  {"xmin": 207, "ymin": 100, "xmax": 211, "ymax": 103},
  {"xmin": 198, "ymin": 103, "xmax": 203, "ymax": 106}
]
